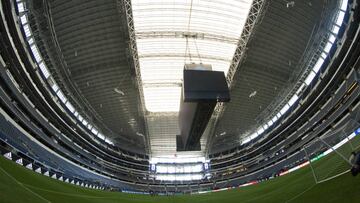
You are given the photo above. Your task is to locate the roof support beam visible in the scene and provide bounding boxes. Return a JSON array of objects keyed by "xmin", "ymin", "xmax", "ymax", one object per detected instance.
[
  {"xmin": 205, "ymin": 0, "xmax": 268, "ymax": 155},
  {"xmin": 136, "ymin": 31, "xmax": 238, "ymax": 44},
  {"xmin": 138, "ymin": 54, "xmax": 231, "ymax": 62},
  {"xmin": 120, "ymin": 0, "xmax": 151, "ymax": 154}
]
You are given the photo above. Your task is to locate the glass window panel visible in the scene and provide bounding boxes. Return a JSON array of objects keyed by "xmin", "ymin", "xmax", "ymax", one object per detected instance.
[
  {"xmin": 348, "ymin": 132, "xmax": 356, "ymax": 140},
  {"xmin": 280, "ymin": 104, "xmax": 290, "ymax": 115},
  {"xmin": 156, "ymin": 165, "xmax": 168, "ymax": 173},
  {"xmin": 331, "ymin": 25, "xmax": 340, "ymax": 35},
  {"xmin": 263, "ymin": 124, "xmax": 269, "ymax": 130},
  {"xmin": 23, "ymin": 24, "xmax": 31, "ymax": 37},
  {"xmin": 168, "ymin": 175, "xmax": 176, "ymax": 181},
  {"xmin": 51, "ymin": 83, "xmax": 59, "ymax": 93},
  {"xmin": 321, "ymin": 52, "xmax": 327, "ymax": 59},
  {"xmin": 150, "ymin": 156, "xmax": 205, "ymax": 164},
  {"xmin": 257, "ymin": 127, "xmax": 265, "ymax": 135},
  {"xmin": 82, "ymin": 119, "xmax": 88, "ymax": 126},
  {"xmin": 341, "ymin": 0, "xmax": 348, "ymax": 11},
  {"xmin": 305, "ymin": 71, "xmax": 316, "ymax": 85},
  {"xmin": 184, "ymin": 165, "xmax": 192, "ymax": 173},
  {"xmin": 288, "ymin": 94, "xmax": 299, "ymax": 107},
  {"xmin": 65, "ymin": 101, "xmax": 75, "ymax": 113},
  {"xmin": 167, "ymin": 166, "xmax": 176, "ymax": 173},
  {"xmin": 192, "ymin": 164, "xmax": 203, "ymax": 173},
  {"xmin": 323, "ymin": 41, "xmax": 333, "ymax": 53},
  {"xmin": 271, "ymin": 116, "xmax": 278, "ymax": 123},
  {"xmin": 175, "ymin": 165, "xmax": 184, "ymax": 173},
  {"xmin": 242, "ymin": 137, "xmax": 251, "ymax": 145},
  {"xmin": 155, "ymin": 173, "xmax": 203, "ymax": 181},
  {"xmin": 30, "ymin": 45, "xmax": 41, "ymax": 63},
  {"xmin": 156, "ymin": 175, "xmax": 164, "ymax": 180},
  {"xmin": 56, "ymin": 90, "xmax": 67, "ymax": 103},
  {"xmin": 91, "ymin": 128, "xmax": 98, "ymax": 135},
  {"xmin": 295, "ymin": 83, "xmax": 305, "ymax": 95},
  {"xmin": 192, "ymin": 174, "xmax": 203, "ymax": 180},
  {"xmin": 97, "ymin": 133, "xmax": 105, "ymax": 140},
  {"xmin": 249, "ymin": 132, "xmax": 258, "ymax": 140},
  {"xmin": 328, "ymin": 35, "xmax": 336, "ymax": 43},
  {"xmin": 17, "ymin": 2, "xmax": 25, "ymax": 12},
  {"xmin": 38, "ymin": 62, "xmax": 50, "ymax": 79},
  {"xmin": 77, "ymin": 115, "xmax": 83, "ymax": 122},
  {"xmin": 20, "ymin": 15, "xmax": 27, "ymax": 25},
  {"xmin": 27, "ymin": 37, "xmax": 34, "ymax": 45},
  {"xmin": 335, "ymin": 11, "xmax": 345, "ymax": 26},
  {"xmin": 204, "ymin": 163, "xmax": 209, "ymax": 170},
  {"xmin": 313, "ymin": 58, "xmax": 325, "ymax": 73},
  {"xmin": 105, "ymin": 139, "xmax": 114, "ymax": 145},
  {"xmin": 176, "ymin": 174, "xmax": 189, "ymax": 181}
]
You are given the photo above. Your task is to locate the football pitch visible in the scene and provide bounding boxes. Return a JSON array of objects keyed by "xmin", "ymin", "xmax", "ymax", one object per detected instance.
[{"xmin": 0, "ymin": 147, "xmax": 359, "ymax": 203}]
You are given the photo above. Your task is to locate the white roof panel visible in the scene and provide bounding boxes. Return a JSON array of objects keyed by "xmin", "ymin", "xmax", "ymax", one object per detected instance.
[
  {"xmin": 132, "ymin": 0, "xmax": 252, "ymax": 37},
  {"xmin": 143, "ymin": 86, "xmax": 181, "ymax": 112},
  {"xmin": 131, "ymin": 0, "xmax": 253, "ymax": 112}
]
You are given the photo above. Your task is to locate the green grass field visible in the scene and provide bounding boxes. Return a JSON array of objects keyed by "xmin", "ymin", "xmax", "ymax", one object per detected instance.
[{"xmin": 0, "ymin": 142, "xmax": 360, "ymax": 203}]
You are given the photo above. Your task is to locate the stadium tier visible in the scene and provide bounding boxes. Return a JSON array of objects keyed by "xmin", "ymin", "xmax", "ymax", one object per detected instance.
[{"xmin": 0, "ymin": 0, "xmax": 359, "ymax": 202}]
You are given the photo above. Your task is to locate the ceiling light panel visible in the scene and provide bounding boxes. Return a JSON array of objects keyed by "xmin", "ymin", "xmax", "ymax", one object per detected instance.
[
  {"xmin": 143, "ymin": 86, "xmax": 181, "ymax": 112},
  {"xmin": 131, "ymin": 0, "xmax": 253, "ymax": 112}
]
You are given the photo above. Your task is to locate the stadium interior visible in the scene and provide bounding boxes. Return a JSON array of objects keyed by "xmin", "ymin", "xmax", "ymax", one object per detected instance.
[{"xmin": 0, "ymin": 0, "xmax": 359, "ymax": 202}]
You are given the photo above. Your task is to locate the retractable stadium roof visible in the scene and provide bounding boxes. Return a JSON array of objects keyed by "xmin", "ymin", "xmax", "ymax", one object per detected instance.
[{"xmin": 25, "ymin": 0, "xmax": 339, "ymax": 157}]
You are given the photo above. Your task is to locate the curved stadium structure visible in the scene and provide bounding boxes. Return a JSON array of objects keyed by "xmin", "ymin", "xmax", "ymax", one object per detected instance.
[{"xmin": 0, "ymin": 0, "xmax": 359, "ymax": 202}]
